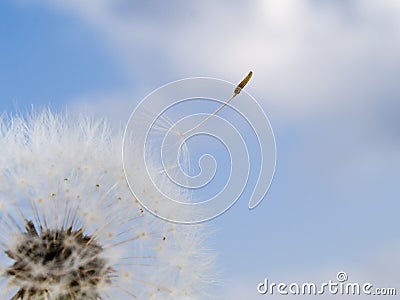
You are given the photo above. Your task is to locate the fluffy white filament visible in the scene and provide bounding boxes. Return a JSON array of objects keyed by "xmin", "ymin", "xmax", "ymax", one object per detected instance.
[{"xmin": 0, "ymin": 110, "xmax": 215, "ymax": 300}]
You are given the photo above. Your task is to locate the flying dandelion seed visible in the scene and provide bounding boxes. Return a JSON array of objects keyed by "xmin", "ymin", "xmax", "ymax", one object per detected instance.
[
  {"xmin": 123, "ymin": 73, "xmax": 275, "ymax": 222},
  {"xmin": 0, "ymin": 110, "xmax": 215, "ymax": 300}
]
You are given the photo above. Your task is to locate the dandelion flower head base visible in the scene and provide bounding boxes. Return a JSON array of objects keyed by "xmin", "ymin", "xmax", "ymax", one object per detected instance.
[{"xmin": 5, "ymin": 220, "xmax": 112, "ymax": 300}]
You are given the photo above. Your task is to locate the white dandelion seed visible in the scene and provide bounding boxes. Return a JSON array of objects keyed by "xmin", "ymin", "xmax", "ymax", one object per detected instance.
[{"xmin": 0, "ymin": 110, "xmax": 215, "ymax": 300}]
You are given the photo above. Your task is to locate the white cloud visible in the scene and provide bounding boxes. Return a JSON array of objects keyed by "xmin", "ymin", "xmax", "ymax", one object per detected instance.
[{"xmin": 42, "ymin": 0, "xmax": 400, "ymax": 122}]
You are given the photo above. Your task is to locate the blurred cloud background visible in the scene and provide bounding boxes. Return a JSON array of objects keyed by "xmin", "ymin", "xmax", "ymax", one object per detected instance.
[{"xmin": 1, "ymin": 0, "xmax": 399, "ymax": 299}]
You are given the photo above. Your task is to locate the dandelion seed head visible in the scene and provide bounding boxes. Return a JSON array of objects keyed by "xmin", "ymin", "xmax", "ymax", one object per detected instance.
[{"xmin": 0, "ymin": 110, "xmax": 215, "ymax": 299}]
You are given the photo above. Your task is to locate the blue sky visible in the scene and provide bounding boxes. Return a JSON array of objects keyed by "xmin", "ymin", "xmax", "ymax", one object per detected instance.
[
  {"xmin": 1, "ymin": 1, "xmax": 400, "ymax": 299},
  {"xmin": 0, "ymin": 1, "xmax": 126, "ymax": 111}
]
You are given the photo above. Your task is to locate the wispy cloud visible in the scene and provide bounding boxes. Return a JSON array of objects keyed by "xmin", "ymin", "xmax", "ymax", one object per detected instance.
[{"xmin": 43, "ymin": 0, "xmax": 400, "ymax": 121}]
